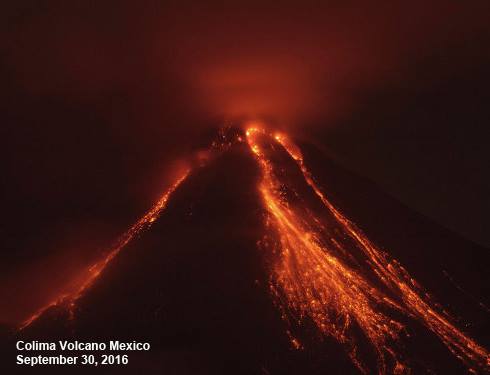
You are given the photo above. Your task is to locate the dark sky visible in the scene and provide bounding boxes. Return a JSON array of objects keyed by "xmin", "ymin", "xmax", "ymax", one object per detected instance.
[{"xmin": 1, "ymin": 1, "xmax": 489, "ymax": 323}]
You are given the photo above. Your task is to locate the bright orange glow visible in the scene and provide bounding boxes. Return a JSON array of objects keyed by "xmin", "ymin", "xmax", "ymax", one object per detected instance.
[
  {"xmin": 17, "ymin": 124, "xmax": 489, "ymax": 374},
  {"xmin": 19, "ymin": 169, "xmax": 190, "ymax": 330},
  {"xmin": 18, "ymin": 131, "xmax": 240, "ymax": 330},
  {"xmin": 246, "ymin": 126, "xmax": 490, "ymax": 374}
]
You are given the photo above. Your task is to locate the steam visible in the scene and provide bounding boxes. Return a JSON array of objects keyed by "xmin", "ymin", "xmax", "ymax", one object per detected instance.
[{"xmin": 6, "ymin": 2, "xmax": 489, "ymax": 130}]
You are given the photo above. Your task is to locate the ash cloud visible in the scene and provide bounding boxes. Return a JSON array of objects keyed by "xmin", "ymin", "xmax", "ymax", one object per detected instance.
[{"xmin": 4, "ymin": 1, "xmax": 489, "ymax": 129}]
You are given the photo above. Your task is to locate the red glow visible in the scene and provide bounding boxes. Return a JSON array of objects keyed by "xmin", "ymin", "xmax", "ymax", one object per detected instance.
[
  {"xmin": 17, "ymin": 124, "xmax": 489, "ymax": 374},
  {"xmin": 19, "ymin": 169, "xmax": 190, "ymax": 330},
  {"xmin": 245, "ymin": 124, "xmax": 489, "ymax": 373}
]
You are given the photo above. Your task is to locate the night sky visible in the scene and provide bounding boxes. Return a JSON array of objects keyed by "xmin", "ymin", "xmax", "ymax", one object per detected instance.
[{"xmin": 1, "ymin": 1, "xmax": 489, "ymax": 325}]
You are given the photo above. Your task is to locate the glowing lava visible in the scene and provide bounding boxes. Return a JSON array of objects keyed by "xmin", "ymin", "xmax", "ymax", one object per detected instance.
[
  {"xmin": 245, "ymin": 125, "xmax": 489, "ymax": 374},
  {"xmin": 19, "ymin": 169, "xmax": 190, "ymax": 330},
  {"xmin": 18, "ymin": 124, "xmax": 489, "ymax": 374},
  {"xmin": 18, "ymin": 129, "xmax": 241, "ymax": 330}
]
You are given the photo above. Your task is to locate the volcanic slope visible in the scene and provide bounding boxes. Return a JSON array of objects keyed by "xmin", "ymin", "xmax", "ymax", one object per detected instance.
[{"xmin": 5, "ymin": 130, "xmax": 489, "ymax": 374}]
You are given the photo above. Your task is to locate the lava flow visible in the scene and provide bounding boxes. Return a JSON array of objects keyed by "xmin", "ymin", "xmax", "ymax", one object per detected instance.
[
  {"xmin": 18, "ymin": 130, "xmax": 241, "ymax": 330},
  {"xmin": 16, "ymin": 124, "xmax": 489, "ymax": 374},
  {"xmin": 19, "ymin": 169, "xmax": 190, "ymax": 330},
  {"xmin": 245, "ymin": 125, "xmax": 490, "ymax": 374}
]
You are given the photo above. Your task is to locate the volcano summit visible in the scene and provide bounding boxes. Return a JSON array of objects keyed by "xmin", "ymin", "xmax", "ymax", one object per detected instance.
[{"xmin": 3, "ymin": 123, "xmax": 489, "ymax": 375}]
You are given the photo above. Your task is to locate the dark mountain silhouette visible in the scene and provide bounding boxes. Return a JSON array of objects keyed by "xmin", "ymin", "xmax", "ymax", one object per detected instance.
[{"xmin": 2, "ymin": 133, "xmax": 489, "ymax": 375}]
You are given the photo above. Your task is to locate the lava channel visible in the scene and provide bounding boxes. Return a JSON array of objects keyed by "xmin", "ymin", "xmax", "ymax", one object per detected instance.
[
  {"xmin": 245, "ymin": 125, "xmax": 489, "ymax": 374},
  {"xmin": 19, "ymin": 169, "xmax": 190, "ymax": 330}
]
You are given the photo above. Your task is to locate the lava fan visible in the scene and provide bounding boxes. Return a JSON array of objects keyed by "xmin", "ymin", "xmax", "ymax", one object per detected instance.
[{"xmin": 4, "ymin": 124, "xmax": 490, "ymax": 375}]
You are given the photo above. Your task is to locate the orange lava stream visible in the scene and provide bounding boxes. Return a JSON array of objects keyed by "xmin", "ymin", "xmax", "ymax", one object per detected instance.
[
  {"xmin": 19, "ymin": 169, "xmax": 190, "ymax": 330},
  {"xmin": 245, "ymin": 126, "xmax": 490, "ymax": 374}
]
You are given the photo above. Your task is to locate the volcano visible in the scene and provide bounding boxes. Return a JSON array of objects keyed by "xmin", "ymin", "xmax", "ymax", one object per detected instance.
[{"xmin": 2, "ymin": 124, "xmax": 489, "ymax": 374}]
